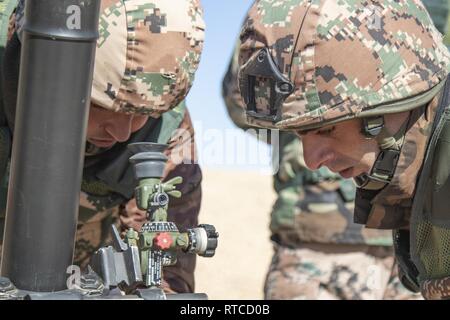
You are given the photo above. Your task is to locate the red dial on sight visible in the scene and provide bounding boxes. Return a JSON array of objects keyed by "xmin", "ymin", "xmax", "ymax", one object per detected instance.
[{"xmin": 154, "ymin": 232, "xmax": 173, "ymax": 250}]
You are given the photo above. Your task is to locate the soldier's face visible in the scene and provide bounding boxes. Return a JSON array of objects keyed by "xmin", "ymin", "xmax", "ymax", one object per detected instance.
[
  {"xmin": 86, "ymin": 105, "xmax": 149, "ymax": 148},
  {"xmin": 297, "ymin": 112, "xmax": 409, "ymax": 179}
]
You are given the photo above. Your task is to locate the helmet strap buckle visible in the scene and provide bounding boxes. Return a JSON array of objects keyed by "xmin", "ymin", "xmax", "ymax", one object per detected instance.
[
  {"xmin": 362, "ymin": 116, "xmax": 384, "ymax": 138},
  {"xmin": 356, "ymin": 116, "xmax": 401, "ymax": 190}
]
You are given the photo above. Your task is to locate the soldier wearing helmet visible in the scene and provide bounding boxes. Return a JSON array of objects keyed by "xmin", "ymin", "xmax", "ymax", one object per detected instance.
[
  {"xmin": 224, "ymin": 39, "xmax": 419, "ymax": 300},
  {"xmin": 0, "ymin": 0, "xmax": 205, "ymax": 294},
  {"xmin": 224, "ymin": 0, "xmax": 450, "ymax": 300},
  {"xmin": 236, "ymin": 0, "xmax": 450, "ymax": 299}
]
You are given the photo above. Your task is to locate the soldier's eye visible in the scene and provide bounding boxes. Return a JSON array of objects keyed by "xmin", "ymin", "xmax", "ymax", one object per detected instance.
[{"xmin": 317, "ymin": 126, "xmax": 335, "ymax": 136}]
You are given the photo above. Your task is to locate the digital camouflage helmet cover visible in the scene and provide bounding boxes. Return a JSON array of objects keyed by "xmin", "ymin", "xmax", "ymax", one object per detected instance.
[
  {"xmin": 91, "ymin": 0, "xmax": 205, "ymax": 116},
  {"xmin": 238, "ymin": 0, "xmax": 450, "ymax": 131},
  {"xmin": 238, "ymin": 0, "xmax": 450, "ymax": 190}
]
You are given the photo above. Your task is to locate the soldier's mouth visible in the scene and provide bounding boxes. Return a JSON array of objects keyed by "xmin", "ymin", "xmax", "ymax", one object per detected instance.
[
  {"xmin": 338, "ymin": 167, "xmax": 354, "ymax": 179},
  {"xmin": 88, "ymin": 138, "xmax": 116, "ymax": 148}
]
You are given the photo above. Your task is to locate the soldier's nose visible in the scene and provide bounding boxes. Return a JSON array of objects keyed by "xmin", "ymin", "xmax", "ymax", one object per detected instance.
[
  {"xmin": 301, "ymin": 134, "xmax": 334, "ymax": 170},
  {"xmin": 105, "ymin": 117, "xmax": 133, "ymax": 143}
]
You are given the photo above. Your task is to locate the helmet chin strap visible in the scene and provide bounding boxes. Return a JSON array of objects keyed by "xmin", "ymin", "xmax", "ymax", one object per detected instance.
[{"xmin": 354, "ymin": 115, "xmax": 409, "ymax": 191}]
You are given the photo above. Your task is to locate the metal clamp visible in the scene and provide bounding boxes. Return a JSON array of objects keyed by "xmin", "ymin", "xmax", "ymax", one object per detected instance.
[{"xmin": 239, "ymin": 48, "xmax": 294, "ymax": 123}]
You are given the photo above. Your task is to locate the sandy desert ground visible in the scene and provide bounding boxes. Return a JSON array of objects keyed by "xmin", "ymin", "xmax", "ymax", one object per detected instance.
[{"xmin": 194, "ymin": 169, "xmax": 276, "ymax": 300}]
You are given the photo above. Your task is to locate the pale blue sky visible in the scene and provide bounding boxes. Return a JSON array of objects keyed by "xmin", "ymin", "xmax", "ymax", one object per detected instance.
[
  {"xmin": 187, "ymin": 0, "xmax": 252, "ymax": 129},
  {"xmin": 186, "ymin": 0, "xmax": 274, "ymax": 172}
]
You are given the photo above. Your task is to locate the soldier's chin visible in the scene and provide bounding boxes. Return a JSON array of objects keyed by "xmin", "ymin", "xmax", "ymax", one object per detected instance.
[{"xmin": 88, "ymin": 138, "xmax": 116, "ymax": 148}]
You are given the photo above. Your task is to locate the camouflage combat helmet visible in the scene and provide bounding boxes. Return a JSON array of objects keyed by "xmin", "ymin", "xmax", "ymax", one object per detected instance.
[
  {"xmin": 91, "ymin": 0, "xmax": 205, "ymax": 116},
  {"xmin": 238, "ymin": 0, "xmax": 450, "ymax": 189}
]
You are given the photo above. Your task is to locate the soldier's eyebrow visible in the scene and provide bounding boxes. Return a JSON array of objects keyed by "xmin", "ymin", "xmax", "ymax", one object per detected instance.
[
  {"xmin": 316, "ymin": 126, "xmax": 336, "ymax": 135},
  {"xmin": 295, "ymin": 129, "xmax": 313, "ymax": 136},
  {"xmin": 297, "ymin": 127, "xmax": 320, "ymax": 135},
  {"xmin": 296, "ymin": 125, "xmax": 336, "ymax": 137}
]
